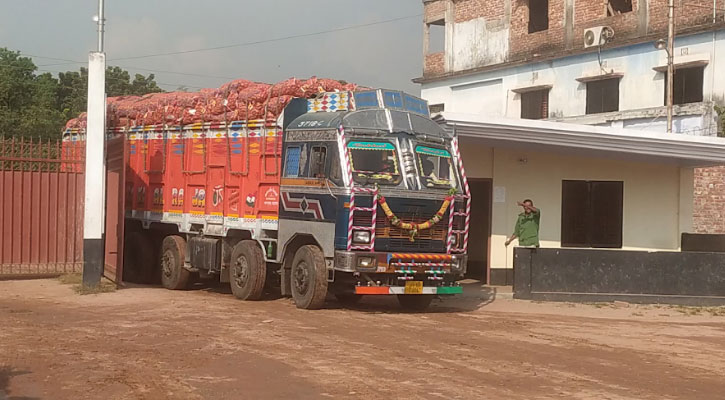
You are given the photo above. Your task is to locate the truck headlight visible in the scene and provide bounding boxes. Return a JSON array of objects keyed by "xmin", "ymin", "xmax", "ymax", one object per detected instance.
[
  {"xmin": 353, "ymin": 230, "xmax": 371, "ymax": 244},
  {"xmin": 450, "ymin": 234, "xmax": 457, "ymax": 247},
  {"xmin": 357, "ymin": 256, "xmax": 375, "ymax": 268},
  {"xmin": 451, "ymin": 256, "xmax": 462, "ymax": 271}
]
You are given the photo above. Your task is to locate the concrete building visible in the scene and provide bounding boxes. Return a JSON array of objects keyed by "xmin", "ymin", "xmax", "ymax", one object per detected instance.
[{"xmin": 415, "ymin": 0, "xmax": 725, "ymax": 284}]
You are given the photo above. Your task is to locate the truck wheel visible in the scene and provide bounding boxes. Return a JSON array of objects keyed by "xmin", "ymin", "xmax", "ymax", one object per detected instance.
[
  {"xmin": 229, "ymin": 240, "xmax": 266, "ymax": 300},
  {"xmin": 123, "ymin": 231, "xmax": 156, "ymax": 283},
  {"xmin": 290, "ymin": 245, "xmax": 328, "ymax": 310},
  {"xmin": 160, "ymin": 235, "xmax": 190, "ymax": 290},
  {"xmin": 397, "ymin": 295, "xmax": 433, "ymax": 311}
]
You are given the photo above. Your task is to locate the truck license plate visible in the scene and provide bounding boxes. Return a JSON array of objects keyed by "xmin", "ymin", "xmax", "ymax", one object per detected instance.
[{"xmin": 404, "ymin": 281, "xmax": 423, "ymax": 294}]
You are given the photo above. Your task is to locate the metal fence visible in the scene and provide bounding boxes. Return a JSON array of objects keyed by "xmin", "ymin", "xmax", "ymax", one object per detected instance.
[{"xmin": 0, "ymin": 136, "xmax": 85, "ymax": 276}]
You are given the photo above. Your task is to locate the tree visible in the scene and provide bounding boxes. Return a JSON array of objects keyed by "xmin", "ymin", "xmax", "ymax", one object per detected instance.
[
  {"xmin": 106, "ymin": 66, "xmax": 163, "ymax": 97},
  {"xmin": 130, "ymin": 73, "xmax": 163, "ymax": 96},
  {"xmin": 0, "ymin": 48, "xmax": 64, "ymax": 138},
  {"xmin": 0, "ymin": 47, "xmax": 166, "ymax": 138},
  {"xmin": 58, "ymin": 69, "xmax": 88, "ymax": 120},
  {"xmin": 0, "ymin": 49, "xmax": 35, "ymax": 137},
  {"xmin": 20, "ymin": 72, "xmax": 66, "ymax": 138}
]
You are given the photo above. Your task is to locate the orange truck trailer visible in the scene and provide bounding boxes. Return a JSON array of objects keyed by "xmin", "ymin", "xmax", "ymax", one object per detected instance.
[{"xmin": 63, "ymin": 88, "xmax": 471, "ymax": 310}]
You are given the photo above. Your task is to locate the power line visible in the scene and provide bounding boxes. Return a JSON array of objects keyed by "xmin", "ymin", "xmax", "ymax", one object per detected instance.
[
  {"xmin": 679, "ymin": 1, "xmax": 725, "ymax": 13},
  {"xmin": 2, "ymin": 59, "xmax": 216, "ymax": 87},
  {"xmin": 109, "ymin": 14, "xmax": 422, "ymax": 61},
  {"xmin": 37, "ymin": 68, "xmax": 206, "ymax": 89},
  {"xmin": 8, "ymin": 13, "xmax": 421, "ymax": 84},
  {"xmin": 19, "ymin": 53, "xmax": 235, "ymax": 81},
  {"xmin": 112, "ymin": 65, "xmax": 235, "ymax": 81},
  {"xmin": 28, "ymin": 13, "xmax": 421, "ymax": 68},
  {"xmin": 0, "ymin": 61, "xmax": 206, "ymax": 89}
]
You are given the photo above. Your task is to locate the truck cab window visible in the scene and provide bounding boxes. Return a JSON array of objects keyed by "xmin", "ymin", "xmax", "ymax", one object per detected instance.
[
  {"xmin": 284, "ymin": 146, "xmax": 302, "ymax": 178},
  {"xmin": 416, "ymin": 145, "xmax": 455, "ymax": 189},
  {"xmin": 329, "ymin": 148, "xmax": 342, "ymax": 184},
  {"xmin": 310, "ymin": 146, "xmax": 327, "ymax": 178},
  {"xmin": 347, "ymin": 140, "xmax": 402, "ymax": 186}
]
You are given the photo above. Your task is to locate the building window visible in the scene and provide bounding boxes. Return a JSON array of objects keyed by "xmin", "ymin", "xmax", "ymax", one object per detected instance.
[
  {"xmin": 429, "ymin": 103, "xmax": 445, "ymax": 114},
  {"xmin": 666, "ymin": 66, "xmax": 705, "ymax": 105},
  {"xmin": 521, "ymin": 89, "xmax": 549, "ymax": 120},
  {"xmin": 586, "ymin": 78, "xmax": 619, "ymax": 114},
  {"xmin": 529, "ymin": 0, "xmax": 549, "ymax": 33},
  {"xmin": 427, "ymin": 19, "xmax": 445, "ymax": 54},
  {"xmin": 561, "ymin": 180, "xmax": 623, "ymax": 248},
  {"xmin": 607, "ymin": 0, "xmax": 633, "ymax": 16}
]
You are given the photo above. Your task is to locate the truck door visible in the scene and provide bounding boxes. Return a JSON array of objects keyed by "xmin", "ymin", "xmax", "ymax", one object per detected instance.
[{"xmin": 104, "ymin": 134, "xmax": 127, "ymax": 283}]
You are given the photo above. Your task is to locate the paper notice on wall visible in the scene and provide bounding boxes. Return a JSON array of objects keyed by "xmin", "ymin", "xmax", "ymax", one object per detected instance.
[{"xmin": 493, "ymin": 186, "xmax": 506, "ymax": 203}]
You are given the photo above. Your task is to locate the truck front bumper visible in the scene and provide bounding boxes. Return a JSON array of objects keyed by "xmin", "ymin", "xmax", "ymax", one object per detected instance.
[
  {"xmin": 355, "ymin": 285, "xmax": 463, "ymax": 295},
  {"xmin": 333, "ymin": 250, "xmax": 467, "ymax": 276}
]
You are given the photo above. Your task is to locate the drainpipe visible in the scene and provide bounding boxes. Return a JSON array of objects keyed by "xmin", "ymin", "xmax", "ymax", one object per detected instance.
[
  {"xmin": 666, "ymin": 0, "xmax": 675, "ymax": 133},
  {"xmin": 710, "ymin": 0, "xmax": 717, "ymax": 135}
]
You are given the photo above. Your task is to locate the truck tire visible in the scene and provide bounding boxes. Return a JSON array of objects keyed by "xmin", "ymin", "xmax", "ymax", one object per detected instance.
[
  {"xmin": 160, "ymin": 235, "xmax": 190, "ymax": 290},
  {"xmin": 123, "ymin": 231, "xmax": 156, "ymax": 283},
  {"xmin": 397, "ymin": 295, "xmax": 433, "ymax": 311},
  {"xmin": 290, "ymin": 245, "xmax": 328, "ymax": 310},
  {"xmin": 229, "ymin": 240, "xmax": 266, "ymax": 300}
]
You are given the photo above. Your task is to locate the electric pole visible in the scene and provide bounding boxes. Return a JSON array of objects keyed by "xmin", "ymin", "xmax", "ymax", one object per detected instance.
[
  {"xmin": 666, "ymin": 0, "xmax": 675, "ymax": 133},
  {"xmin": 82, "ymin": 0, "xmax": 107, "ymax": 287}
]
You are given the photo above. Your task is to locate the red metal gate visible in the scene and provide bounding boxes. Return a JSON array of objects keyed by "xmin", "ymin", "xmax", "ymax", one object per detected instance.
[{"xmin": 0, "ymin": 137, "xmax": 85, "ymax": 276}]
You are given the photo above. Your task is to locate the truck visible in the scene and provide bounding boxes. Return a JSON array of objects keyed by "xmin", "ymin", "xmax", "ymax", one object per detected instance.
[{"xmin": 64, "ymin": 86, "xmax": 471, "ymax": 310}]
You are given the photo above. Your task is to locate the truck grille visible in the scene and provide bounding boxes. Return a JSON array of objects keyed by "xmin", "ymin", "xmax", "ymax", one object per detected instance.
[{"xmin": 353, "ymin": 209, "xmax": 452, "ymax": 241}]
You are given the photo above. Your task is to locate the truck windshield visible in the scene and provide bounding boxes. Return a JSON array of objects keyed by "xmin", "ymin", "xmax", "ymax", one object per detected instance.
[
  {"xmin": 416, "ymin": 145, "xmax": 456, "ymax": 189},
  {"xmin": 347, "ymin": 140, "xmax": 402, "ymax": 186}
]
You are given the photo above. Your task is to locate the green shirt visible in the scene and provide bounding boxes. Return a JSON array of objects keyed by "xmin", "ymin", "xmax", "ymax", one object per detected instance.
[{"xmin": 513, "ymin": 209, "xmax": 541, "ymax": 247}]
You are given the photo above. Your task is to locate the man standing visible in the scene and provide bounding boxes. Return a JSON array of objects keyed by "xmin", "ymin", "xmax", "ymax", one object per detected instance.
[{"xmin": 505, "ymin": 199, "xmax": 540, "ymax": 247}]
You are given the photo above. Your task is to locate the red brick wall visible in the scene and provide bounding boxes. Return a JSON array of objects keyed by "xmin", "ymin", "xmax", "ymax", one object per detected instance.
[
  {"xmin": 424, "ymin": 52, "xmax": 446, "ymax": 77},
  {"xmin": 574, "ymin": 0, "xmax": 641, "ymax": 48},
  {"xmin": 649, "ymin": 0, "xmax": 722, "ymax": 33},
  {"xmin": 424, "ymin": 0, "xmax": 447, "ymax": 22},
  {"xmin": 422, "ymin": 0, "xmax": 723, "ymax": 77},
  {"xmin": 509, "ymin": 0, "xmax": 566, "ymax": 60},
  {"xmin": 454, "ymin": 0, "xmax": 505, "ymax": 22},
  {"xmin": 694, "ymin": 166, "xmax": 725, "ymax": 233}
]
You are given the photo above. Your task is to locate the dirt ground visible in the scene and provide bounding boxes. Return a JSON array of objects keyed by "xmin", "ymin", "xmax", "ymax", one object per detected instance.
[{"xmin": 1, "ymin": 279, "xmax": 725, "ymax": 400}]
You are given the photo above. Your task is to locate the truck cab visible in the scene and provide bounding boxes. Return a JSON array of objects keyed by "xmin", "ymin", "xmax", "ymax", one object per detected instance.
[{"xmin": 276, "ymin": 90, "xmax": 470, "ymax": 310}]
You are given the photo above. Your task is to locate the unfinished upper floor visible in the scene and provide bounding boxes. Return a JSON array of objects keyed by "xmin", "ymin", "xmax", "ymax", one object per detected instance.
[
  {"xmin": 419, "ymin": 0, "xmax": 725, "ymax": 81},
  {"xmin": 421, "ymin": 29, "xmax": 725, "ymax": 136}
]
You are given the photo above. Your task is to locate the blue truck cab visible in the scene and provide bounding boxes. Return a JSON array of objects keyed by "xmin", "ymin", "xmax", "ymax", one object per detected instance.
[{"xmin": 276, "ymin": 89, "xmax": 470, "ymax": 310}]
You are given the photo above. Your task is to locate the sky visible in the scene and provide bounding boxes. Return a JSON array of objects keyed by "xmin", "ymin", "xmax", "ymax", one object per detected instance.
[{"xmin": 0, "ymin": 0, "xmax": 425, "ymax": 94}]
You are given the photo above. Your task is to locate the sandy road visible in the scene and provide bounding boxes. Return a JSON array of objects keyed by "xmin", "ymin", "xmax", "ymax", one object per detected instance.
[{"xmin": 1, "ymin": 279, "xmax": 724, "ymax": 400}]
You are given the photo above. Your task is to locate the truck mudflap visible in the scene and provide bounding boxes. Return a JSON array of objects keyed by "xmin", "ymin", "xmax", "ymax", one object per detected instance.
[{"xmin": 355, "ymin": 284, "xmax": 463, "ymax": 295}]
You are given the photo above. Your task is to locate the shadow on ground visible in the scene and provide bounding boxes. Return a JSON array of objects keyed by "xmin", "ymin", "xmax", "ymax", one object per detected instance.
[
  {"xmin": 0, "ymin": 366, "xmax": 38, "ymax": 400},
  {"xmin": 331, "ymin": 280, "xmax": 498, "ymax": 314},
  {"xmin": 118, "ymin": 279, "xmax": 501, "ymax": 314}
]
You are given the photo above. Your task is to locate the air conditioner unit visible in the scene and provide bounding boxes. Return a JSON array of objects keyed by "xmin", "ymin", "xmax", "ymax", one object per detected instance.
[{"xmin": 584, "ymin": 26, "xmax": 614, "ymax": 48}]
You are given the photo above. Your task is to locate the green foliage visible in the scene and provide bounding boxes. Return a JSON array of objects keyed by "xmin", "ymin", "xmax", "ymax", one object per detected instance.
[
  {"xmin": 0, "ymin": 47, "xmax": 165, "ymax": 139},
  {"xmin": 106, "ymin": 66, "xmax": 163, "ymax": 97},
  {"xmin": 58, "ymin": 68, "xmax": 88, "ymax": 120}
]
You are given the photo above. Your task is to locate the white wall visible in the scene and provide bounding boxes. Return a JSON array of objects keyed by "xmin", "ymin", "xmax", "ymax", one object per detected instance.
[
  {"xmin": 449, "ymin": 79, "xmax": 505, "ymax": 116},
  {"xmin": 451, "ymin": 18, "xmax": 509, "ymax": 71},
  {"xmin": 423, "ymin": 29, "xmax": 725, "ymax": 133},
  {"xmin": 460, "ymin": 143, "xmax": 693, "ymax": 270}
]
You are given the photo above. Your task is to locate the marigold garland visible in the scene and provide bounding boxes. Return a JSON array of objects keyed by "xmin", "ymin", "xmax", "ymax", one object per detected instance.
[{"xmin": 378, "ymin": 193, "xmax": 455, "ymax": 242}]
